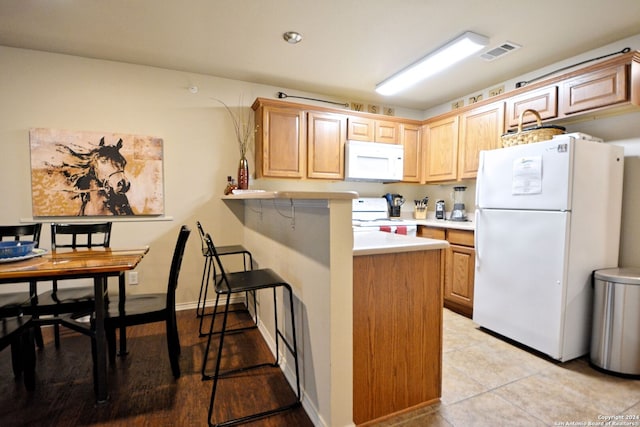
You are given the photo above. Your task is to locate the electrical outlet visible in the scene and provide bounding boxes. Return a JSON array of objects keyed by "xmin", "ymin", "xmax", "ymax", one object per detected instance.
[{"xmin": 128, "ymin": 271, "xmax": 139, "ymax": 285}]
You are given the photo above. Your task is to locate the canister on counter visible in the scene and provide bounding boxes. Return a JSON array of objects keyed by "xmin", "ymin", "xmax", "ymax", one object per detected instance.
[{"xmin": 435, "ymin": 200, "xmax": 446, "ymax": 219}]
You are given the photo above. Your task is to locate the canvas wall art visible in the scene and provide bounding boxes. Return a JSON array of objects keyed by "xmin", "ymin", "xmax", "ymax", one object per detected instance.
[{"xmin": 30, "ymin": 128, "xmax": 164, "ymax": 217}]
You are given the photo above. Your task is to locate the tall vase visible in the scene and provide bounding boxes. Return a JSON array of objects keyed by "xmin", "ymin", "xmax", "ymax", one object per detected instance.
[{"xmin": 237, "ymin": 156, "xmax": 249, "ymax": 190}]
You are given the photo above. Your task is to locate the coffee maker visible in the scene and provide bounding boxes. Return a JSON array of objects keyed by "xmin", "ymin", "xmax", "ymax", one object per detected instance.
[
  {"xmin": 450, "ymin": 186, "xmax": 468, "ymax": 221},
  {"xmin": 383, "ymin": 193, "xmax": 405, "ymax": 217}
]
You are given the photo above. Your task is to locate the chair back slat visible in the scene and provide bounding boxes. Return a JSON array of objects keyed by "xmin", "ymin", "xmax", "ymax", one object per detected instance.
[
  {"xmin": 51, "ymin": 223, "xmax": 112, "ymax": 250},
  {"xmin": 168, "ymin": 226, "xmax": 191, "ymax": 291},
  {"xmin": 0, "ymin": 224, "xmax": 42, "ymax": 247},
  {"xmin": 166, "ymin": 226, "xmax": 191, "ymax": 308}
]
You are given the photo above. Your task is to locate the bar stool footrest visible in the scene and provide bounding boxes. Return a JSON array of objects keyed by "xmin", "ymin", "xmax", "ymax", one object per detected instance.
[{"xmin": 202, "ymin": 361, "xmax": 277, "ymax": 381}]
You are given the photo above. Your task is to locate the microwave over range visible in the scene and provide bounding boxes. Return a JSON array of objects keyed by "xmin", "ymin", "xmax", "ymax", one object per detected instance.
[{"xmin": 345, "ymin": 140, "xmax": 404, "ymax": 182}]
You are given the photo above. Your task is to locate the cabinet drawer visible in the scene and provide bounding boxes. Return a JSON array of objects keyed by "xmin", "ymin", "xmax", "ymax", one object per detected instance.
[
  {"xmin": 446, "ymin": 229, "xmax": 474, "ymax": 247},
  {"xmin": 417, "ymin": 226, "xmax": 446, "ymax": 240}
]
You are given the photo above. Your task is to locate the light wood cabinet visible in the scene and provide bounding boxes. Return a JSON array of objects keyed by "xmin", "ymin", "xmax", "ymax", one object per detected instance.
[
  {"xmin": 254, "ymin": 103, "xmax": 306, "ymax": 178},
  {"xmin": 560, "ymin": 63, "xmax": 628, "ymax": 115},
  {"xmin": 375, "ymin": 119, "xmax": 400, "ymax": 144},
  {"xmin": 444, "ymin": 229, "xmax": 475, "ymax": 317},
  {"xmin": 307, "ymin": 111, "xmax": 346, "ymax": 179},
  {"xmin": 347, "ymin": 116, "xmax": 374, "ymax": 141},
  {"xmin": 423, "ymin": 102, "xmax": 503, "ymax": 183},
  {"xmin": 418, "ymin": 226, "xmax": 475, "ymax": 317},
  {"xmin": 347, "ymin": 116, "xmax": 400, "ymax": 143},
  {"xmin": 353, "ymin": 249, "xmax": 442, "ymax": 424},
  {"xmin": 458, "ymin": 102, "xmax": 505, "ymax": 180},
  {"xmin": 417, "ymin": 226, "xmax": 445, "ymax": 240},
  {"xmin": 400, "ymin": 123, "xmax": 421, "ymax": 182},
  {"xmin": 506, "ymin": 85, "xmax": 558, "ymax": 128},
  {"xmin": 423, "ymin": 115, "xmax": 459, "ymax": 182}
]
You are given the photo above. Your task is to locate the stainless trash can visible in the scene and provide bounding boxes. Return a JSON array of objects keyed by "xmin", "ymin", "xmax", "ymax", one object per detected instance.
[{"xmin": 590, "ymin": 268, "xmax": 640, "ymax": 376}]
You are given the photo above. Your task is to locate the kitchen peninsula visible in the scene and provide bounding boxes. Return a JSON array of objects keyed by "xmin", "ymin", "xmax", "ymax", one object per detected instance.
[{"xmin": 222, "ymin": 190, "xmax": 448, "ymax": 426}]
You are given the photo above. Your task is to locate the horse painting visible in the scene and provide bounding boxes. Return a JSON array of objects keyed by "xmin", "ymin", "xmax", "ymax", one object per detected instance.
[{"xmin": 53, "ymin": 137, "xmax": 135, "ymax": 216}]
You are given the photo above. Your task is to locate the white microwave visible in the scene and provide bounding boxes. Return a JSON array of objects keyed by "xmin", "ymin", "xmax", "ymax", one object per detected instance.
[{"xmin": 345, "ymin": 140, "xmax": 404, "ymax": 182}]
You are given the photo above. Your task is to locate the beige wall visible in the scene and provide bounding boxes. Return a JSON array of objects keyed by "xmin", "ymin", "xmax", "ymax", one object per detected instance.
[
  {"xmin": 0, "ymin": 46, "xmax": 419, "ymax": 303},
  {"xmin": 0, "ymin": 46, "xmax": 251, "ymax": 301}
]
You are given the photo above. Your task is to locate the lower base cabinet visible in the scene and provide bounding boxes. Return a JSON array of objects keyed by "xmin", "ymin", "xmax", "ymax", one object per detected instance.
[
  {"xmin": 353, "ymin": 249, "xmax": 443, "ymax": 425},
  {"xmin": 418, "ymin": 226, "xmax": 475, "ymax": 317}
]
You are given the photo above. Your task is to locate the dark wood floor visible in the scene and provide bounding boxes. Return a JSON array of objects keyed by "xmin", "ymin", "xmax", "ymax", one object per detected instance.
[{"xmin": 0, "ymin": 307, "xmax": 313, "ymax": 427}]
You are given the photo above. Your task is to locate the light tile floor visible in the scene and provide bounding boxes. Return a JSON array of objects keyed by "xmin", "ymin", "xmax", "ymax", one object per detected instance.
[{"xmin": 374, "ymin": 308, "xmax": 640, "ymax": 427}]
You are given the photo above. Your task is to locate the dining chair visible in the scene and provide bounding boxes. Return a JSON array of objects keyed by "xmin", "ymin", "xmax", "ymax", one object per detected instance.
[
  {"xmin": 195, "ymin": 221, "xmax": 255, "ymax": 336},
  {"xmin": 0, "ymin": 315, "xmax": 36, "ymax": 390},
  {"xmin": 103, "ymin": 225, "xmax": 190, "ymax": 378},
  {"xmin": 0, "ymin": 223, "xmax": 44, "ymax": 348},
  {"xmin": 33, "ymin": 222, "xmax": 116, "ymax": 348},
  {"xmin": 202, "ymin": 232, "xmax": 301, "ymax": 427}
]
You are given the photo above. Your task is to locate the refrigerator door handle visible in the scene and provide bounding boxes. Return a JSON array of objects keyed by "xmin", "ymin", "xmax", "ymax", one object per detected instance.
[
  {"xmin": 476, "ymin": 152, "xmax": 484, "ymax": 207},
  {"xmin": 474, "ymin": 209, "xmax": 480, "ymax": 268}
]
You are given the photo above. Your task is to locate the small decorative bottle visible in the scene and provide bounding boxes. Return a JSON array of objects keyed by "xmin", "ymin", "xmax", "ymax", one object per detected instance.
[{"xmin": 224, "ymin": 176, "xmax": 237, "ymax": 195}]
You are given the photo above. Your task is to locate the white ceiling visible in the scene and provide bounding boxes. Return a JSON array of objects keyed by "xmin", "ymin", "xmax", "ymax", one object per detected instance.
[{"xmin": 1, "ymin": 0, "xmax": 639, "ymax": 111}]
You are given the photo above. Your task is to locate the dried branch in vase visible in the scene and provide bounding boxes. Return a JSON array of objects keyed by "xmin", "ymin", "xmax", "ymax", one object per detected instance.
[{"xmin": 212, "ymin": 97, "xmax": 258, "ymax": 158}]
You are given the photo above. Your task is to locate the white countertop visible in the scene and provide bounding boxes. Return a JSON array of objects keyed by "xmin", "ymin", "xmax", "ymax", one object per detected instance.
[
  {"xmin": 414, "ymin": 217, "xmax": 475, "ymax": 231},
  {"xmin": 353, "ymin": 230, "xmax": 449, "ymax": 256},
  {"xmin": 396, "ymin": 212, "xmax": 476, "ymax": 231}
]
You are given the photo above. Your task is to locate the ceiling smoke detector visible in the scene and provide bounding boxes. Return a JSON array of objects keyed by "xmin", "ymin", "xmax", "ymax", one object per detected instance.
[
  {"xmin": 480, "ymin": 41, "xmax": 522, "ymax": 61},
  {"xmin": 283, "ymin": 31, "xmax": 303, "ymax": 44}
]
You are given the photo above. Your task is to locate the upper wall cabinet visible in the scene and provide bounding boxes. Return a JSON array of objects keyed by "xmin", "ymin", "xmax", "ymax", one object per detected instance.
[
  {"xmin": 400, "ymin": 123, "xmax": 421, "ymax": 183},
  {"xmin": 252, "ymin": 52, "xmax": 639, "ymax": 183},
  {"xmin": 253, "ymin": 98, "xmax": 347, "ymax": 180},
  {"xmin": 560, "ymin": 64, "xmax": 628, "ymax": 115},
  {"xmin": 506, "ymin": 61, "xmax": 632, "ymax": 130},
  {"xmin": 506, "ymin": 86, "xmax": 558, "ymax": 128},
  {"xmin": 307, "ymin": 111, "xmax": 347, "ymax": 179},
  {"xmin": 254, "ymin": 102, "xmax": 306, "ymax": 179},
  {"xmin": 504, "ymin": 50, "xmax": 639, "ymax": 128},
  {"xmin": 458, "ymin": 102, "xmax": 505, "ymax": 180},
  {"xmin": 423, "ymin": 101, "xmax": 504, "ymax": 183},
  {"xmin": 423, "ymin": 115, "xmax": 459, "ymax": 182},
  {"xmin": 347, "ymin": 117, "xmax": 400, "ymax": 144}
]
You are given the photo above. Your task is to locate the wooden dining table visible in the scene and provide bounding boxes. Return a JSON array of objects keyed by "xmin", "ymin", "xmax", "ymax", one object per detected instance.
[{"xmin": 0, "ymin": 246, "xmax": 149, "ymax": 403}]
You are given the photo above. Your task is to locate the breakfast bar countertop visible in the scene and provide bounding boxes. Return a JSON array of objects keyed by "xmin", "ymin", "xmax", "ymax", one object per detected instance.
[
  {"xmin": 222, "ymin": 190, "xmax": 358, "ymax": 200},
  {"xmin": 353, "ymin": 230, "xmax": 449, "ymax": 256}
]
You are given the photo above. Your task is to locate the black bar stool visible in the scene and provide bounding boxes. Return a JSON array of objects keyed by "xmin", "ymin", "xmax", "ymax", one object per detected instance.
[
  {"xmin": 195, "ymin": 221, "xmax": 255, "ymax": 336},
  {"xmin": 202, "ymin": 233, "xmax": 301, "ymax": 427}
]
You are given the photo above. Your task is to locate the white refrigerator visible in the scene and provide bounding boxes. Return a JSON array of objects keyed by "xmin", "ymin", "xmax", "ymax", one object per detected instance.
[{"xmin": 473, "ymin": 134, "xmax": 624, "ymax": 361}]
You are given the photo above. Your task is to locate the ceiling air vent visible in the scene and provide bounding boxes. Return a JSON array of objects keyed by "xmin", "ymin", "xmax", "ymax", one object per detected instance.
[{"xmin": 480, "ymin": 41, "xmax": 522, "ymax": 61}]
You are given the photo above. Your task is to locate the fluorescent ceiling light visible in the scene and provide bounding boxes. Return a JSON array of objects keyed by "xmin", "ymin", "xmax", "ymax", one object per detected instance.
[{"xmin": 376, "ymin": 31, "xmax": 489, "ymax": 96}]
